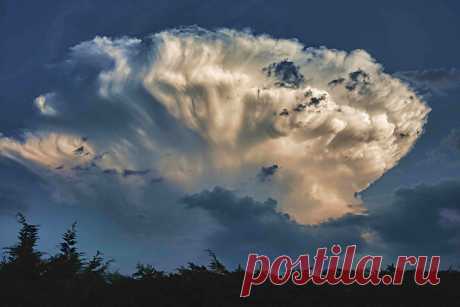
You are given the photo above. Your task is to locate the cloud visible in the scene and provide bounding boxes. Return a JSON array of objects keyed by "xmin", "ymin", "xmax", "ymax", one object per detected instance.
[
  {"xmin": 181, "ymin": 180, "xmax": 460, "ymax": 266},
  {"xmin": 395, "ymin": 68, "xmax": 460, "ymax": 96},
  {"xmin": 257, "ymin": 164, "xmax": 279, "ymax": 182},
  {"xmin": 34, "ymin": 93, "xmax": 58, "ymax": 116},
  {"xmin": 0, "ymin": 27, "xmax": 429, "ymax": 224},
  {"xmin": 122, "ymin": 169, "xmax": 150, "ymax": 177},
  {"xmin": 371, "ymin": 180, "xmax": 460, "ymax": 256},
  {"xmin": 0, "ymin": 133, "xmax": 94, "ymax": 171},
  {"xmin": 442, "ymin": 128, "xmax": 460, "ymax": 152},
  {"xmin": 417, "ymin": 128, "xmax": 460, "ymax": 168},
  {"xmin": 262, "ymin": 60, "xmax": 305, "ymax": 88},
  {"xmin": 182, "ymin": 186, "xmax": 366, "ymax": 265}
]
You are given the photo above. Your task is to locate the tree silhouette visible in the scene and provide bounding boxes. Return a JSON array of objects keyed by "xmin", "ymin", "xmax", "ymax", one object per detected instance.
[
  {"xmin": 3, "ymin": 213, "xmax": 43, "ymax": 280},
  {"xmin": 206, "ymin": 249, "xmax": 228, "ymax": 275},
  {"xmin": 45, "ymin": 222, "xmax": 83, "ymax": 280},
  {"xmin": 0, "ymin": 213, "xmax": 459, "ymax": 307},
  {"xmin": 133, "ymin": 263, "xmax": 165, "ymax": 280},
  {"xmin": 83, "ymin": 250, "xmax": 113, "ymax": 279}
]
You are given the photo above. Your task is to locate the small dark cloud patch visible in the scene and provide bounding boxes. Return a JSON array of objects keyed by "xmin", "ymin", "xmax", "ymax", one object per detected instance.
[
  {"xmin": 100, "ymin": 167, "xmax": 154, "ymax": 178},
  {"xmin": 257, "ymin": 164, "xmax": 279, "ymax": 182},
  {"xmin": 308, "ymin": 94, "xmax": 327, "ymax": 106},
  {"xmin": 327, "ymin": 70, "xmax": 371, "ymax": 93},
  {"xmin": 73, "ymin": 145, "xmax": 85, "ymax": 156},
  {"xmin": 150, "ymin": 177, "xmax": 164, "ymax": 184},
  {"xmin": 293, "ymin": 103, "xmax": 306, "ymax": 112},
  {"xmin": 72, "ymin": 164, "xmax": 95, "ymax": 172},
  {"xmin": 122, "ymin": 169, "xmax": 150, "ymax": 177},
  {"xmin": 304, "ymin": 89, "xmax": 313, "ymax": 97},
  {"xmin": 102, "ymin": 169, "xmax": 117, "ymax": 175},
  {"xmin": 281, "ymin": 93, "xmax": 327, "ymax": 116},
  {"xmin": 328, "ymin": 77, "xmax": 345, "ymax": 87},
  {"xmin": 263, "ymin": 60, "xmax": 305, "ymax": 88},
  {"xmin": 94, "ymin": 152, "xmax": 109, "ymax": 161},
  {"xmin": 346, "ymin": 69, "xmax": 371, "ymax": 91},
  {"xmin": 279, "ymin": 108, "xmax": 289, "ymax": 116}
]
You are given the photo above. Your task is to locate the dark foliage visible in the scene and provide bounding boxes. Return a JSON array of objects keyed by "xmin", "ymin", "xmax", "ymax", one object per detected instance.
[
  {"xmin": 2, "ymin": 213, "xmax": 43, "ymax": 280},
  {"xmin": 0, "ymin": 214, "xmax": 459, "ymax": 306}
]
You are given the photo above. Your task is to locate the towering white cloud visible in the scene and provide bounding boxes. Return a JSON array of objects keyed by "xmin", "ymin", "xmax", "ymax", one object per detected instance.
[{"xmin": 0, "ymin": 27, "xmax": 430, "ymax": 224}]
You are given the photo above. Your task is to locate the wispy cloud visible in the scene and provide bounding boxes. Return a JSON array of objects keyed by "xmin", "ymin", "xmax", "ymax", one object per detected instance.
[{"xmin": 395, "ymin": 68, "xmax": 460, "ymax": 96}]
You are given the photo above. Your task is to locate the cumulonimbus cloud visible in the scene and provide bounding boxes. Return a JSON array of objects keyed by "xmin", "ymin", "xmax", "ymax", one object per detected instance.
[{"xmin": 0, "ymin": 27, "xmax": 430, "ymax": 224}]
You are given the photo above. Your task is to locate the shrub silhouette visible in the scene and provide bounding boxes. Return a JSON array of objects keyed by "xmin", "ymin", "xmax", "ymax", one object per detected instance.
[
  {"xmin": 133, "ymin": 263, "xmax": 165, "ymax": 280},
  {"xmin": 0, "ymin": 213, "xmax": 459, "ymax": 307}
]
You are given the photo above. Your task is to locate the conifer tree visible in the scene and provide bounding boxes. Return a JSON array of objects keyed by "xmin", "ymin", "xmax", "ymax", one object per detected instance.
[
  {"xmin": 206, "ymin": 249, "xmax": 228, "ymax": 275},
  {"xmin": 84, "ymin": 251, "xmax": 113, "ymax": 277},
  {"xmin": 46, "ymin": 222, "xmax": 83, "ymax": 279},
  {"xmin": 133, "ymin": 263, "xmax": 165, "ymax": 280},
  {"xmin": 4, "ymin": 213, "xmax": 43, "ymax": 280}
]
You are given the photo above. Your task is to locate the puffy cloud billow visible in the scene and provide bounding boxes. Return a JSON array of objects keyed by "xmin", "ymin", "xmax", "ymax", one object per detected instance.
[{"xmin": 0, "ymin": 27, "xmax": 429, "ymax": 224}]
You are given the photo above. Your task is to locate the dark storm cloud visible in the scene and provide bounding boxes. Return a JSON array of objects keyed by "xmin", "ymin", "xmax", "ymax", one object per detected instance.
[
  {"xmin": 182, "ymin": 180, "xmax": 460, "ymax": 266},
  {"xmin": 371, "ymin": 180, "xmax": 460, "ymax": 255},
  {"xmin": 182, "ymin": 186, "xmax": 366, "ymax": 266}
]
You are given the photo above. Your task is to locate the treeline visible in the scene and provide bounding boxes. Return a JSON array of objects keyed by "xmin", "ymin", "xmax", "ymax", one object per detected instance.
[{"xmin": 0, "ymin": 214, "xmax": 459, "ymax": 307}]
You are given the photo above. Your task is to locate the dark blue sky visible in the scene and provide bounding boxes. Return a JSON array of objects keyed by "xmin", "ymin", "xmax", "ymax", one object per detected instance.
[{"xmin": 1, "ymin": 0, "xmax": 460, "ymax": 273}]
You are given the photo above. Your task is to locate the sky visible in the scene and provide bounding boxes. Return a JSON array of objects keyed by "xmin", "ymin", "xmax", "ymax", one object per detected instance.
[{"xmin": 1, "ymin": 0, "xmax": 460, "ymax": 273}]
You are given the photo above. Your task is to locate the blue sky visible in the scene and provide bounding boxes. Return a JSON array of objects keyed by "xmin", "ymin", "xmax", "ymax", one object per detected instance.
[{"xmin": 1, "ymin": 0, "xmax": 460, "ymax": 273}]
